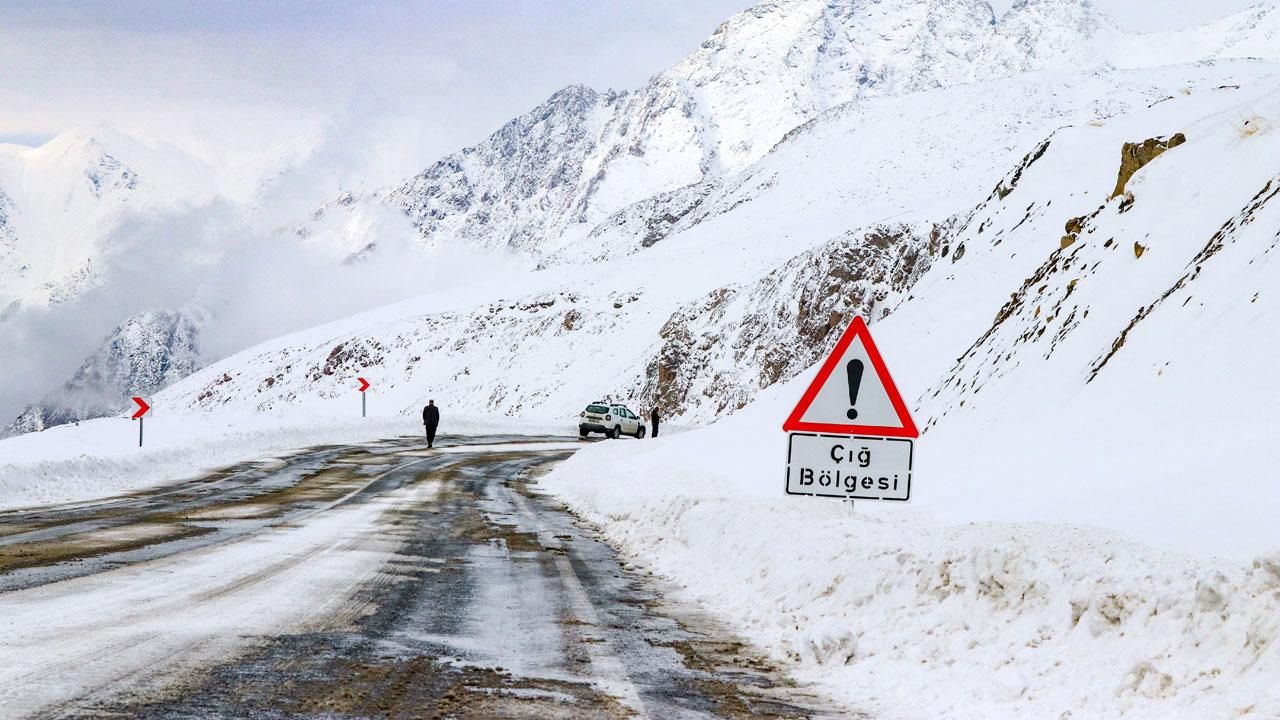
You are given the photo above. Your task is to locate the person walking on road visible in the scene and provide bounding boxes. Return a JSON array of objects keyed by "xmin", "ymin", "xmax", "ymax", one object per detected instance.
[
  {"xmin": 423, "ymin": 400, "xmax": 440, "ymax": 448},
  {"xmin": 650, "ymin": 406, "xmax": 660, "ymax": 438}
]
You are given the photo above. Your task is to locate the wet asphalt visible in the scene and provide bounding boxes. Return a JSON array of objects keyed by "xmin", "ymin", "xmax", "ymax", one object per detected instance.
[{"xmin": 0, "ymin": 435, "xmax": 851, "ymax": 719}]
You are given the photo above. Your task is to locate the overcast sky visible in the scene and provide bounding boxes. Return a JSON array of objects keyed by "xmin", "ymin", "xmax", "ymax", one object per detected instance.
[{"xmin": 0, "ymin": 0, "xmax": 1264, "ymax": 187}]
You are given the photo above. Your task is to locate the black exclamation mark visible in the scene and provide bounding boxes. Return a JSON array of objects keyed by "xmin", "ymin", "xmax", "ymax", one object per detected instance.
[{"xmin": 846, "ymin": 359, "xmax": 864, "ymax": 420}]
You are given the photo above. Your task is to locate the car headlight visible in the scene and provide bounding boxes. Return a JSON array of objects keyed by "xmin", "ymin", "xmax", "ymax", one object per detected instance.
[{"xmin": 605, "ymin": 415, "xmax": 611, "ymax": 421}]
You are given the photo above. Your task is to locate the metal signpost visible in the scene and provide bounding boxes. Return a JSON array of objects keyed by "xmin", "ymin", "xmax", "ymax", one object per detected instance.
[
  {"xmin": 782, "ymin": 317, "xmax": 918, "ymax": 507},
  {"xmin": 357, "ymin": 377, "xmax": 370, "ymax": 417}
]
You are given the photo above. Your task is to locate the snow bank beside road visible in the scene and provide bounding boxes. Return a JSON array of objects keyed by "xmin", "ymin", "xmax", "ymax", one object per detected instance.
[
  {"xmin": 540, "ymin": 400, "xmax": 1280, "ymax": 719},
  {"xmin": 0, "ymin": 408, "xmax": 566, "ymax": 511}
]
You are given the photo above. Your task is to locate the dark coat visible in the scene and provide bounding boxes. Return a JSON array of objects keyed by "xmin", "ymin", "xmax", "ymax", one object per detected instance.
[{"xmin": 423, "ymin": 405, "xmax": 440, "ymax": 427}]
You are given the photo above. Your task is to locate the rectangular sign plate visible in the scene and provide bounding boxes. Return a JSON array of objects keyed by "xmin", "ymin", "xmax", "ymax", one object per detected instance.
[{"xmin": 785, "ymin": 432, "xmax": 913, "ymax": 501}]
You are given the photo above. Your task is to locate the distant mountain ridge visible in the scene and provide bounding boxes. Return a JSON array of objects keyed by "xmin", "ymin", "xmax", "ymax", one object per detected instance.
[
  {"xmin": 155, "ymin": 61, "xmax": 1278, "ymax": 423},
  {"xmin": 6, "ymin": 309, "xmax": 202, "ymax": 435},
  {"xmin": 300, "ymin": 0, "xmax": 1280, "ymax": 260},
  {"xmin": 0, "ymin": 128, "xmax": 217, "ymax": 312}
]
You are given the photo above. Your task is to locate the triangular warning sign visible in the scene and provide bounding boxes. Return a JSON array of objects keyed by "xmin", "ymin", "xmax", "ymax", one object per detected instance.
[{"xmin": 783, "ymin": 317, "xmax": 918, "ymax": 438}]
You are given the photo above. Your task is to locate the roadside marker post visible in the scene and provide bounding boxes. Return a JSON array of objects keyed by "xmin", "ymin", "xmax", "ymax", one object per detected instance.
[
  {"xmin": 357, "ymin": 377, "xmax": 370, "ymax": 417},
  {"xmin": 783, "ymin": 317, "xmax": 918, "ymax": 503},
  {"xmin": 131, "ymin": 397, "xmax": 151, "ymax": 447}
]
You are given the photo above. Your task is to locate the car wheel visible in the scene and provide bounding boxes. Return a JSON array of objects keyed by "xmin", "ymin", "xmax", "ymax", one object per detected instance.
[
  {"xmin": 609, "ymin": 426, "xmax": 621, "ymax": 439},
  {"xmin": 635, "ymin": 427, "xmax": 646, "ymax": 439},
  {"xmin": 579, "ymin": 429, "xmax": 589, "ymax": 439}
]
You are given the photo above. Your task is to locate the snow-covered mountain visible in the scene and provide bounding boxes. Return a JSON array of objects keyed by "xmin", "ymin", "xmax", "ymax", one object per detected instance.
[
  {"xmin": 0, "ymin": 128, "xmax": 216, "ymax": 312},
  {"xmin": 9, "ymin": 0, "xmax": 1280, "ymax": 438},
  {"xmin": 6, "ymin": 309, "xmax": 202, "ymax": 435},
  {"xmin": 6, "ymin": 5, "xmax": 1280, "ymax": 717},
  {"xmin": 156, "ymin": 61, "xmax": 1279, "ymax": 425},
  {"xmin": 299, "ymin": 0, "xmax": 1280, "ymax": 262}
]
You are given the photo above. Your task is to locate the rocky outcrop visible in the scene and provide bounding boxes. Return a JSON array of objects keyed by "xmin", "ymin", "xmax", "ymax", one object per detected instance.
[
  {"xmin": 590, "ymin": 179, "xmax": 721, "ymax": 251},
  {"xmin": 995, "ymin": 139, "xmax": 1053, "ymax": 201},
  {"xmin": 639, "ymin": 223, "xmax": 944, "ymax": 421},
  {"xmin": 1110, "ymin": 133, "xmax": 1186, "ymax": 198}
]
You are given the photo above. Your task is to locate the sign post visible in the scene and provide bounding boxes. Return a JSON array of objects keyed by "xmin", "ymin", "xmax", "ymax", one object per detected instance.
[
  {"xmin": 357, "ymin": 377, "xmax": 370, "ymax": 417},
  {"xmin": 783, "ymin": 317, "xmax": 918, "ymax": 503},
  {"xmin": 131, "ymin": 396, "xmax": 151, "ymax": 447}
]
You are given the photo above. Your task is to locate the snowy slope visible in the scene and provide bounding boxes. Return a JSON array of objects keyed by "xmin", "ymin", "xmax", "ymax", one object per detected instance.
[
  {"xmin": 895, "ymin": 78, "xmax": 1280, "ymax": 556},
  {"xmin": 1124, "ymin": 1, "xmax": 1280, "ymax": 68},
  {"xmin": 556, "ymin": 61, "xmax": 1265, "ymax": 265},
  {"xmin": 535, "ymin": 71, "xmax": 1280, "ymax": 720},
  {"xmin": 298, "ymin": 0, "xmax": 1280, "ymax": 262},
  {"xmin": 160, "ymin": 62, "xmax": 1278, "ymax": 427}
]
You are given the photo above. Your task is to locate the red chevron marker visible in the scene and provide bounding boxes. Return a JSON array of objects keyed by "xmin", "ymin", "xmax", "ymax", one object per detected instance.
[
  {"xmin": 357, "ymin": 377, "xmax": 370, "ymax": 393},
  {"xmin": 131, "ymin": 397, "xmax": 151, "ymax": 419}
]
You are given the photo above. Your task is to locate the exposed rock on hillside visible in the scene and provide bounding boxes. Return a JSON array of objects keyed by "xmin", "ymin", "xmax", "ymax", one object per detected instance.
[
  {"xmin": 640, "ymin": 222, "xmax": 944, "ymax": 420},
  {"xmin": 1111, "ymin": 133, "xmax": 1187, "ymax": 198},
  {"xmin": 1092, "ymin": 172, "xmax": 1280, "ymax": 379}
]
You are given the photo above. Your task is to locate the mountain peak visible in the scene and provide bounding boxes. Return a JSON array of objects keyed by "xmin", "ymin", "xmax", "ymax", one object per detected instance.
[{"xmin": 36, "ymin": 125, "xmax": 149, "ymax": 159}]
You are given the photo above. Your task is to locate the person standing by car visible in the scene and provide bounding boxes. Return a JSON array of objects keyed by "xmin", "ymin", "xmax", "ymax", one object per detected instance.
[
  {"xmin": 650, "ymin": 406, "xmax": 660, "ymax": 438},
  {"xmin": 422, "ymin": 400, "xmax": 440, "ymax": 448}
]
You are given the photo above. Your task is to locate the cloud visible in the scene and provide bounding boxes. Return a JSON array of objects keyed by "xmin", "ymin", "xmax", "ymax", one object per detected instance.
[
  {"xmin": 0, "ymin": 186, "xmax": 535, "ymax": 421},
  {"xmin": 0, "ymin": 1, "xmax": 754, "ymax": 179}
]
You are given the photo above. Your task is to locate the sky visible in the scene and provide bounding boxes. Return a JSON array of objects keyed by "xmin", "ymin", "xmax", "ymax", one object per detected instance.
[
  {"xmin": 0, "ymin": 1, "xmax": 753, "ymax": 189},
  {"xmin": 0, "ymin": 0, "xmax": 1264, "ymax": 190}
]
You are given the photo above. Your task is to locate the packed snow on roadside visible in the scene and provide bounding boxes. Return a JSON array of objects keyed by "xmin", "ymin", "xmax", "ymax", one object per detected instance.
[
  {"xmin": 0, "ymin": 406, "xmax": 567, "ymax": 511},
  {"xmin": 541, "ymin": 386, "xmax": 1280, "ymax": 720}
]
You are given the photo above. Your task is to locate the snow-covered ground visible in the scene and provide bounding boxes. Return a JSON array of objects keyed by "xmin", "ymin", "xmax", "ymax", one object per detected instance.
[{"xmin": 540, "ymin": 384, "xmax": 1280, "ymax": 720}]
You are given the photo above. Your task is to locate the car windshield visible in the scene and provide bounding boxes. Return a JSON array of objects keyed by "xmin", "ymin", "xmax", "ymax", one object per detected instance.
[{"xmin": 586, "ymin": 404, "xmax": 610, "ymax": 414}]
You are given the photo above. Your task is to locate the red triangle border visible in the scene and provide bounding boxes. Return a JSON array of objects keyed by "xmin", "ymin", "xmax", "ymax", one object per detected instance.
[{"xmin": 782, "ymin": 317, "xmax": 919, "ymax": 438}]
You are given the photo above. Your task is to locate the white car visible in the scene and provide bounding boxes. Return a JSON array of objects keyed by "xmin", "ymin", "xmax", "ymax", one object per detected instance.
[{"xmin": 579, "ymin": 402, "xmax": 647, "ymax": 439}]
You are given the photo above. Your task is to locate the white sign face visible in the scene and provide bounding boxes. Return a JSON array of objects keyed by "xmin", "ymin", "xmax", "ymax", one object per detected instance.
[
  {"xmin": 793, "ymin": 336, "xmax": 902, "ymax": 430},
  {"xmin": 785, "ymin": 433, "xmax": 913, "ymax": 501},
  {"xmin": 782, "ymin": 317, "xmax": 917, "ymax": 438}
]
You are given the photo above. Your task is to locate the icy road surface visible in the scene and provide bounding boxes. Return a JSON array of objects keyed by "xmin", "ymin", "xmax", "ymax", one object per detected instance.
[{"xmin": 0, "ymin": 435, "xmax": 848, "ymax": 719}]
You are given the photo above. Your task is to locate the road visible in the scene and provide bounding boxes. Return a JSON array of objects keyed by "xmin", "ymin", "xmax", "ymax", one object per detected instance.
[{"xmin": 0, "ymin": 435, "xmax": 850, "ymax": 719}]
